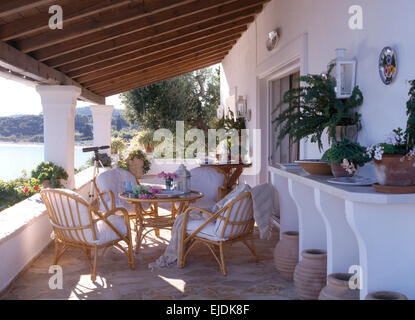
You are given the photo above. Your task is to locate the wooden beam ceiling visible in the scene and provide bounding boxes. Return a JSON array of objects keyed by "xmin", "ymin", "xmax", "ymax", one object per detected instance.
[
  {"xmin": 0, "ymin": 41, "xmax": 104, "ymax": 104},
  {"xmin": 32, "ymin": 0, "xmax": 265, "ymax": 61},
  {"xmin": 95, "ymin": 58, "xmax": 224, "ymax": 97},
  {"xmin": 65, "ymin": 28, "xmax": 245, "ymax": 78},
  {"xmin": 0, "ymin": 0, "xmax": 132, "ymax": 41},
  {"xmin": 0, "ymin": 0, "xmax": 270, "ymax": 98},
  {"xmin": 0, "ymin": 0, "xmax": 55, "ymax": 18}
]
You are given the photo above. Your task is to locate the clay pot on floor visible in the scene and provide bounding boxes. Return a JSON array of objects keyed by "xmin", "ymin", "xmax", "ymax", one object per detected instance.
[
  {"xmin": 318, "ymin": 273, "xmax": 359, "ymax": 300},
  {"xmin": 273, "ymin": 231, "xmax": 299, "ymax": 280},
  {"xmin": 127, "ymin": 158, "xmax": 144, "ymax": 179},
  {"xmin": 365, "ymin": 291, "xmax": 408, "ymax": 300},
  {"xmin": 294, "ymin": 249, "xmax": 327, "ymax": 300}
]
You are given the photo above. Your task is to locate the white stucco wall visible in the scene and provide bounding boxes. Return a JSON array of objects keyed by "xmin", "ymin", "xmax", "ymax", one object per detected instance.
[{"xmin": 221, "ymin": 0, "xmax": 415, "ymax": 185}]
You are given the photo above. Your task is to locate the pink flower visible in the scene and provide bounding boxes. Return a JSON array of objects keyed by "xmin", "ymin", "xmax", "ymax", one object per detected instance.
[
  {"xmin": 157, "ymin": 171, "xmax": 166, "ymax": 179},
  {"xmin": 23, "ymin": 186, "xmax": 29, "ymax": 194},
  {"xmin": 33, "ymin": 185, "xmax": 40, "ymax": 192}
]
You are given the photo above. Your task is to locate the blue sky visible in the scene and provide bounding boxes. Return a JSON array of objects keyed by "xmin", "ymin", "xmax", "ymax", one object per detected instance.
[{"xmin": 0, "ymin": 76, "xmax": 123, "ymax": 117}]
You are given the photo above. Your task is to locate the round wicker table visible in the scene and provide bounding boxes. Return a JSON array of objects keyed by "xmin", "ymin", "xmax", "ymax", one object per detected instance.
[{"xmin": 118, "ymin": 190, "xmax": 203, "ymax": 252}]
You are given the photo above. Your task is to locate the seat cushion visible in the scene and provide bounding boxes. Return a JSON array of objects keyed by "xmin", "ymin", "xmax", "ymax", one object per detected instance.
[
  {"xmin": 213, "ymin": 184, "xmax": 251, "ymax": 239},
  {"xmin": 186, "ymin": 218, "xmax": 227, "ymax": 242},
  {"xmin": 190, "ymin": 167, "xmax": 224, "ymax": 201},
  {"xmin": 94, "ymin": 215, "xmax": 127, "ymax": 245}
]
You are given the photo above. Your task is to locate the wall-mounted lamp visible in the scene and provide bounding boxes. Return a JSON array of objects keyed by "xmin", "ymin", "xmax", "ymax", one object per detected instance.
[
  {"xmin": 236, "ymin": 95, "xmax": 251, "ymax": 121},
  {"xmin": 329, "ymin": 48, "xmax": 357, "ymax": 99}
]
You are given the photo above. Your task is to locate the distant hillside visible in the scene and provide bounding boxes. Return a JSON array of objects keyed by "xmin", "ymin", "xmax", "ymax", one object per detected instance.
[{"xmin": 0, "ymin": 108, "xmax": 132, "ymax": 143}]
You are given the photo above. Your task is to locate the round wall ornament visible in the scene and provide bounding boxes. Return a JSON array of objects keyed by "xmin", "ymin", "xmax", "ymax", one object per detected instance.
[
  {"xmin": 379, "ymin": 47, "xmax": 397, "ymax": 85},
  {"xmin": 266, "ymin": 29, "xmax": 280, "ymax": 51}
]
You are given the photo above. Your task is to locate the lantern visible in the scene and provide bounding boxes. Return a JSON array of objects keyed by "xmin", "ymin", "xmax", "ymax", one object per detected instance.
[
  {"xmin": 330, "ymin": 48, "xmax": 357, "ymax": 99},
  {"xmin": 174, "ymin": 164, "xmax": 191, "ymax": 193}
]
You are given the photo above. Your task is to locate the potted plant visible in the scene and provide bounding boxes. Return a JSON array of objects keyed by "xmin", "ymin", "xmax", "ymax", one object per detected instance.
[
  {"xmin": 135, "ymin": 130, "xmax": 158, "ymax": 153},
  {"xmin": 31, "ymin": 162, "xmax": 68, "ymax": 188},
  {"xmin": 125, "ymin": 149, "xmax": 151, "ymax": 179},
  {"xmin": 365, "ymin": 80, "xmax": 415, "ymax": 187},
  {"xmin": 322, "ymin": 139, "xmax": 370, "ymax": 177},
  {"xmin": 272, "ymin": 65, "xmax": 363, "ymax": 151},
  {"xmin": 157, "ymin": 171, "xmax": 177, "ymax": 191}
]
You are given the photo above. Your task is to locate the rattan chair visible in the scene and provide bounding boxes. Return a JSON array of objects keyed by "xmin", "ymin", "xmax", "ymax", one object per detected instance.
[
  {"xmin": 40, "ymin": 188, "xmax": 135, "ymax": 281},
  {"xmin": 179, "ymin": 192, "xmax": 257, "ymax": 275}
]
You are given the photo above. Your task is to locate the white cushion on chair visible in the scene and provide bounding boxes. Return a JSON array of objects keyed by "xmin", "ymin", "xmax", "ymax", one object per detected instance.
[
  {"xmin": 94, "ymin": 215, "xmax": 127, "ymax": 245},
  {"xmin": 190, "ymin": 167, "xmax": 224, "ymax": 201},
  {"xmin": 213, "ymin": 184, "xmax": 251, "ymax": 239},
  {"xmin": 186, "ymin": 218, "xmax": 227, "ymax": 242}
]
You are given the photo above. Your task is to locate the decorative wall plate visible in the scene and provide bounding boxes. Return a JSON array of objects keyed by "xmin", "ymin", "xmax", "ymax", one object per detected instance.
[{"xmin": 379, "ymin": 47, "xmax": 397, "ymax": 85}]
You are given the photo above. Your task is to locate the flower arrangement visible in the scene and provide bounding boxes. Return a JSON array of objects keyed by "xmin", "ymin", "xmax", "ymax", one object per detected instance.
[
  {"xmin": 31, "ymin": 161, "xmax": 68, "ymax": 188},
  {"xmin": 322, "ymin": 139, "xmax": 370, "ymax": 176},
  {"xmin": 157, "ymin": 171, "xmax": 177, "ymax": 180},
  {"xmin": 365, "ymin": 128, "xmax": 414, "ymax": 161},
  {"xmin": 157, "ymin": 171, "xmax": 177, "ymax": 190},
  {"xmin": 132, "ymin": 185, "xmax": 161, "ymax": 199}
]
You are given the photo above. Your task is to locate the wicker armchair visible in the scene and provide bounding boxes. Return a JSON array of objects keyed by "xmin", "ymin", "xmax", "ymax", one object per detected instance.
[
  {"xmin": 179, "ymin": 191, "xmax": 257, "ymax": 275},
  {"xmin": 40, "ymin": 188, "xmax": 135, "ymax": 281}
]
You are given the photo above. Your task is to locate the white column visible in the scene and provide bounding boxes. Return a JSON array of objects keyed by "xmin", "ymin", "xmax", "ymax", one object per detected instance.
[
  {"xmin": 36, "ymin": 85, "xmax": 81, "ymax": 189},
  {"xmin": 90, "ymin": 105, "xmax": 113, "ymax": 154}
]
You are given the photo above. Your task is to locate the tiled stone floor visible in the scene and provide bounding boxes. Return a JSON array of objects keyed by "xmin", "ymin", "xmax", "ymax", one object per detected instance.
[{"xmin": 1, "ymin": 211, "xmax": 297, "ymax": 300}]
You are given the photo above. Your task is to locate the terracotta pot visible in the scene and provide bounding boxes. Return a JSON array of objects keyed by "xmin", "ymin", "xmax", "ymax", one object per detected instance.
[
  {"xmin": 374, "ymin": 154, "xmax": 415, "ymax": 186},
  {"xmin": 330, "ymin": 163, "xmax": 354, "ymax": 178},
  {"xmin": 294, "ymin": 249, "xmax": 327, "ymax": 300},
  {"xmin": 318, "ymin": 273, "xmax": 359, "ymax": 300},
  {"xmin": 145, "ymin": 145, "xmax": 153, "ymax": 153},
  {"xmin": 365, "ymin": 291, "xmax": 408, "ymax": 300},
  {"xmin": 127, "ymin": 158, "xmax": 144, "ymax": 179},
  {"xmin": 331, "ymin": 125, "xmax": 359, "ymax": 142},
  {"xmin": 273, "ymin": 231, "xmax": 299, "ymax": 280},
  {"xmin": 295, "ymin": 160, "xmax": 332, "ymax": 175}
]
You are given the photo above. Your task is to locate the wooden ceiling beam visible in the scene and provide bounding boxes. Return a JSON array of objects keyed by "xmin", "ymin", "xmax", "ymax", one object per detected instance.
[
  {"xmin": 0, "ymin": 0, "xmax": 133, "ymax": 41},
  {"xmin": 82, "ymin": 45, "xmax": 231, "ymax": 88},
  {"xmin": 89, "ymin": 53, "xmax": 225, "ymax": 91},
  {"xmin": 66, "ymin": 31, "xmax": 243, "ymax": 79},
  {"xmin": 61, "ymin": 22, "xmax": 247, "ymax": 74},
  {"xmin": 0, "ymin": 0, "xmax": 55, "ymax": 18},
  {"xmin": 89, "ymin": 54, "xmax": 226, "ymax": 93},
  {"xmin": 95, "ymin": 59, "xmax": 223, "ymax": 97},
  {"xmin": 0, "ymin": 41, "xmax": 104, "ymax": 104},
  {"xmin": 46, "ymin": 9, "xmax": 257, "ymax": 68},
  {"xmin": 33, "ymin": 0, "xmax": 267, "ymax": 61},
  {"xmin": 16, "ymin": 0, "xmax": 196, "ymax": 52}
]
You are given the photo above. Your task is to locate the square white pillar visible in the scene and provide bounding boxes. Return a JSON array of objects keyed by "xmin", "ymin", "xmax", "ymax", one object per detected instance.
[
  {"xmin": 36, "ymin": 85, "xmax": 81, "ymax": 189},
  {"xmin": 90, "ymin": 105, "xmax": 114, "ymax": 155}
]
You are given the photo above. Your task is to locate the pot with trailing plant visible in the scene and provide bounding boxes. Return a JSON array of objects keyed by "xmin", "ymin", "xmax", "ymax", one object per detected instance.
[
  {"xmin": 272, "ymin": 65, "xmax": 363, "ymax": 174},
  {"xmin": 366, "ymin": 81, "xmax": 415, "ymax": 191},
  {"xmin": 322, "ymin": 139, "xmax": 370, "ymax": 178},
  {"xmin": 136, "ymin": 130, "xmax": 158, "ymax": 153},
  {"xmin": 31, "ymin": 161, "xmax": 68, "ymax": 188},
  {"xmin": 124, "ymin": 149, "xmax": 151, "ymax": 179}
]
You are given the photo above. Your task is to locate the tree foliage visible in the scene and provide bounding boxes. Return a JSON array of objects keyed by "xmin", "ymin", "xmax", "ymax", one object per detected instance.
[{"xmin": 121, "ymin": 67, "xmax": 220, "ymax": 133}]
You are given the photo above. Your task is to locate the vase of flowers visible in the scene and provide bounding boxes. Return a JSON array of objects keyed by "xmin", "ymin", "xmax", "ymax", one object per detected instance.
[
  {"xmin": 132, "ymin": 185, "xmax": 160, "ymax": 199},
  {"xmin": 322, "ymin": 139, "xmax": 370, "ymax": 178},
  {"xmin": 157, "ymin": 171, "xmax": 177, "ymax": 190},
  {"xmin": 366, "ymin": 80, "xmax": 415, "ymax": 186}
]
